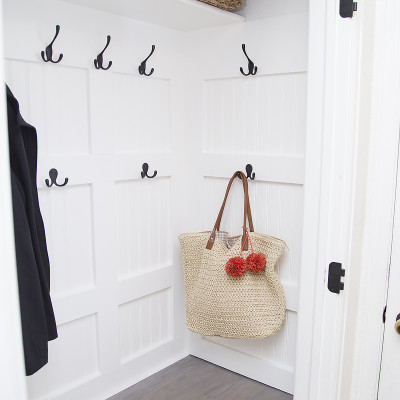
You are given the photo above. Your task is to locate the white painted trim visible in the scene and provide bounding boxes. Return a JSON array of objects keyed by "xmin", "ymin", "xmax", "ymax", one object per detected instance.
[
  {"xmin": 0, "ymin": 0, "xmax": 28, "ymax": 397},
  {"xmin": 191, "ymin": 336, "xmax": 295, "ymax": 394},
  {"xmin": 294, "ymin": 0, "xmax": 374, "ymax": 398},
  {"xmin": 293, "ymin": 0, "xmax": 329, "ymax": 396},
  {"xmin": 195, "ymin": 154, "xmax": 305, "ymax": 185},
  {"xmin": 40, "ymin": 343, "xmax": 187, "ymax": 400}
]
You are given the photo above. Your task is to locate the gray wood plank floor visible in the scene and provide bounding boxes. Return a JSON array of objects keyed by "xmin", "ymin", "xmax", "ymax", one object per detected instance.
[{"xmin": 108, "ymin": 356, "xmax": 293, "ymax": 400}]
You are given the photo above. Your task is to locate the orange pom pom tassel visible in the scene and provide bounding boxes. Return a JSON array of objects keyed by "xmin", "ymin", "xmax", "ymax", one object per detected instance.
[
  {"xmin": 246, "ymin": 252, "xmax": 266, "ymax": 273},
  {"xmin": 226, "ymin": 256, "xmax": 246, "ymax": 277}
]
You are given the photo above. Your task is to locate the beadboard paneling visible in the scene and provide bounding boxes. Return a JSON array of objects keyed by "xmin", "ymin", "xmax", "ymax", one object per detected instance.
[
  {"xmin": 38, "ymin": 184, "xmax": 95, "ymax": 298},
  {"xmin": 26, "ymin": 314, "xmax": 99, "ymax": 399},
  {"xmin": 203, "ymin": 73, "xmax": 307, "ymax": 155},
  {"xmin": 119, "ymin": 289, "xmax": 172, "ymax": 363},
  {"xmin": 115, "ymin": 177, "xmax": 171, "ymax": 279},
  {"xmin": 112, "ymin": 74, "xmax": 171, "ymax": 154},
  {"xmin": 5, "ymin": 59, "xmax": 90, "ymax": 157}
]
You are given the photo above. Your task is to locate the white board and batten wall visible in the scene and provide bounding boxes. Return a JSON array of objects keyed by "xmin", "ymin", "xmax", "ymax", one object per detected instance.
[
  {"xmin": 2, "ymin": 0, "xmax": 309, "ymax": 398},
  {"xmin": 3, "ymin": 0, "xmax": 188, "ymax": 399},
  {"xmin": 5, "ymin": 1, "xmax": 400, "ymax": 400},
  {"xmin": 184, "ymin": 12, "xmax": 308, "ymax": 395}
]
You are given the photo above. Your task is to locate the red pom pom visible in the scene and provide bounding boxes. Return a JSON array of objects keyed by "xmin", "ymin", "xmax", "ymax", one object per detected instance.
[
  {"xmin": 246, "ymin": 253, "xmax": 266, "ymax": 273},
  {"xmin": 226, "ymin": 256, "xmax": 246, "ymax": 277}
]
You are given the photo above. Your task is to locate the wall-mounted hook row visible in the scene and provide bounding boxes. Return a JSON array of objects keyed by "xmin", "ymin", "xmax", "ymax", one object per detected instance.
[
  {"xmin": 237, "ymin": 164, "xmax": 255, "ymax": 180},
  {"xmin": 141, "ymin": 163, "xmax": 157, "ymax": 179},
  {"xmin": 41, "ymin": 25, "xmax": 63, "ymax": 63},
  {"xmin": 240, "ymin": 44, "xmax": 257, "ymax": 76},
  {"xmin": 39, "ymin": 29, "xmax": 157, "ymax": 75},
  {"xmin": 39, "ymin": 29, "xmax": 258, "ymax": 78},
  {"xmin": 45, "ymin": 168, "xmax": 69, "ymax": 187},
  {"xmin": 138, "ymin": 45, "xmax": 156, "ymax": 76},
  {"xmin": 94, "ymin": 35, "xmax": 112, "ymax": 70}
]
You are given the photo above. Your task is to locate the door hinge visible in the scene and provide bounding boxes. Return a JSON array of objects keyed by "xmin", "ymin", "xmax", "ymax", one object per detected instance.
[
  {"xmin": 327, "ymin": 262, "xmax": 345, "ymax": 294},
  {"xmin": 383, "ymin": 306, "xmax": 387, "ymax": 323},
  {"xmin": 340, "ymin": 0, "xmax": 358, "ymax": 18}
]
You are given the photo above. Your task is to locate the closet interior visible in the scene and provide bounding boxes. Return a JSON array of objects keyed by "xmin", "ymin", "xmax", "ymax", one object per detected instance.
[{"xmin": 2, "ymin": 0, "xmax": 309, "ymax": 398}]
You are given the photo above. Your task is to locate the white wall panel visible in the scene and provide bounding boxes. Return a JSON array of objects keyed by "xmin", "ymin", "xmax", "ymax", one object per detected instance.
[
  {"xmin": 196, "ymin": 176, "xmax": 302, "ymax": 390},
  {"xmin": 119, "ymin": 289, "xmax": 172, "ymax": 363},
  {"xmin": 5, "ymin": 60, "xmax": 90, "ymax": 157},
  {"xmin": 203, "ymin": 73, "xmax": 307, "ymax": 155},
  {"xmin": 38, "ymin": 184, "xmax": 95, "ymax": 298},
  {"xmin": 43, "ymin": 66, "xmax": 89, "ymax": 156},
  {"xmin": 26, "ymin": 314, "xmax": 99, "ymax": 399},
  {"xmin": 112, "ymin": 74, "xmax": 171, "ymax": 154},
  {"xmin": 3, "ymin": 0, "xmax": 308, "ymax": 396},
  {"xmin": 115, "ymin": 177, "xmax": 171, "ymax": 279},
  {"xmin": 3, "ymin": 1, "xmax": 185, "ymax": 397}
]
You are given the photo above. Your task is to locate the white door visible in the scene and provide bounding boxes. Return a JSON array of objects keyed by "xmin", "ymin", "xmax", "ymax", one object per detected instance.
[
  {"xmin": 184, "ymin": 11, "xmax": 308, "ymax": 395},
  {"xmin": 378, "ymin": 151, "xmax": 400, "ymax": 399},
  {"xmin": 3, "ymin": 1, "xmax": 186, "ymax": 399}
]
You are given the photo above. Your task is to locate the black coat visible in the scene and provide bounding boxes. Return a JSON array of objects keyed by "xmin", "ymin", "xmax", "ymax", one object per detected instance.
[{"xmin": 7, "ymin": 85, "xmax": 57, "ymax": 376}]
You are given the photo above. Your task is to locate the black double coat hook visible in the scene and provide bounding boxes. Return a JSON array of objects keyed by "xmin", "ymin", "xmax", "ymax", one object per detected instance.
[
  {"xmin": 94, "ymin": 35, "xmax": 112, "ymax": 70},
  {"xmin": 240, "ymin": 44, "xmax": 257, "ymax": 76},
  {"xmin": 41, "ymin": 25, "xmax": 63, "ymax": 63},
  {"xmin": 45, "ymin": 168, "xmax": 69, "ymax": 187},
  {"xmin": 138, "ymin": 45, "xmax": 155, "ymax": 76},
  {"xmin": 141, "ymin": 163, "xmax": 157, "ymax": 179},
  {"xmin": 237, "ymin": 164, "xmax": 255, "ymax": 180}
]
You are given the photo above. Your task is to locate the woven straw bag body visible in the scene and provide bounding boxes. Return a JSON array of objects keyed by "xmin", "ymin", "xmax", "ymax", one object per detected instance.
[
  {"xmin": 178, "ymin": 171, "xmax": 286, "ymax": 339},
  {"xmin": 197, "ymin": 0, "xmax": 243, "ymax": 11}
]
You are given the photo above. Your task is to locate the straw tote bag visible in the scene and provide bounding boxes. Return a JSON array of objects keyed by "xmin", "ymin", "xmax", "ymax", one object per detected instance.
[{"xmin": 178, "ymin": 171, "xmax": 286, "ymax": 339}]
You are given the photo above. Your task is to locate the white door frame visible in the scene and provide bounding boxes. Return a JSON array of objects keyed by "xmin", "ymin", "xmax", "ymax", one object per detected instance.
[
  {"xmin": 295, "ymin": 0, "xmax": 400, "ymax": 399},
  {"xmin": 295, "ymin": 0, "xmax": 364, "ymax": 396}
]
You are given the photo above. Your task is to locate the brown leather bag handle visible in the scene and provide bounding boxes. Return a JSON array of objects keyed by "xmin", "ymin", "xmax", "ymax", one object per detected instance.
[
  {"xmin": 206, "ymin": 171, "xmax": 254, "ymax": 251},
  {"xmin": 215, "ymin": 173, "xmax": 254, "ymax": 233}
]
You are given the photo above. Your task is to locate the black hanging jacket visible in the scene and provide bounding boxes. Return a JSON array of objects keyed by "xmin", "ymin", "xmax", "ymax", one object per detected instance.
[{"xmin": 6, "ymin": 85, "xmax": 57, "ymax": 376}]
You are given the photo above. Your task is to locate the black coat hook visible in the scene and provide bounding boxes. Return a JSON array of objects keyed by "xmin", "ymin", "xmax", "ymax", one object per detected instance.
[
  {"xmin": 45, "ymin": 168, "xmax": 68, "ymax": 187},
  {"xmin": 138, "ymin": 45, "xmax": 155, "ymax": 76},
  {"xmin": 240, "ymin": 44, "xmax": 257, "ymax": 76},
  {"xmin": 41, "ymin": 25, "xmax": 63, "ymax": 63},
  {"xmin": 141, "ymin": 163, "xmax": 157, "ymax": 179},
  {"xmin": 237, "ymin": 164, "xmax": 255, "ymax": 180},
  {"xmin": 94, "ymin": 35, "xmax": 112, "ymax": 70}
]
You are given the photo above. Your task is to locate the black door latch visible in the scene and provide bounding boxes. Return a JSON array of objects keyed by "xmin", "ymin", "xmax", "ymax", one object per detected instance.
[
  {"xmin": 340, "ymin": 0, "xmax": 357, "ymax": 18},
  {"xmin": 328, "ymin": 262, "xmax": 345, "ymax": 293}
]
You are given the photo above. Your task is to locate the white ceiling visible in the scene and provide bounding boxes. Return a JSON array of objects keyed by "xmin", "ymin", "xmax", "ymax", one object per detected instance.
[{"xmin": 60, "ymin": 0, "xmax": 245, "ymax": 31}]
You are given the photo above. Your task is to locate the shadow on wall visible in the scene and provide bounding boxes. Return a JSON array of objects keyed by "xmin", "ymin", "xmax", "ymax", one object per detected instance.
[{"xmin": 234, "ymin": 0, "xmax": 309, "ymax": 20}]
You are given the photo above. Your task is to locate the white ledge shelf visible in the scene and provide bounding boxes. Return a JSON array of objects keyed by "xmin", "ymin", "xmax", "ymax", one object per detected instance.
[{"xmin": 60, "ymin": 0, "xmax": 245, "ymax": 31}]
